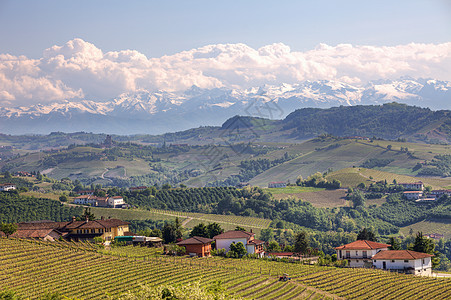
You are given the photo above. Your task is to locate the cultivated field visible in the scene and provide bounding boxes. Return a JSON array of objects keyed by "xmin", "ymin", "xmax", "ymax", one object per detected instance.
[
  {"xmin": 89, "ymin": 206, "xmax": 272, "ymax": 234},
  {"xmin": 327, "ymin": 167, "xmax": 451, "ymax": 189},
  {"xmin": 400, "ymin": 219, "xmax": 451, "ymax": 240},
  {"xmin": 1, "ymin": 238, "xmax": 450, "ymax": 299},
  {"xmin": 268, "ymin": 187, "xmax": 349, "ymax": 208}
]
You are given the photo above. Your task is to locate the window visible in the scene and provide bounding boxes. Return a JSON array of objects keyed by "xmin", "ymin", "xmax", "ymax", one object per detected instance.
[
  {"xmin": 404, "ymin": 260, "xmax": 408, "ymax": 263},
  {"xmin": 356, "ymin": 251, "xmax": 358, "ymax": 256},
  {"xmin": 363, "ymin": 251, "xmax": 367, "ymax": 258},
  {"xmin": 374, "ymin": 260, "xmax": 376, "ymax": 262},
  {"xmin": 391, "ymin": 260, "xmax": 395, "ymax": 263},
  {"xmin": 345, "ymin": 251, "xmax": 350, "ymax": 258},
  {"xmin": 422, "ymin": 259, "xmax": 425, "ymax": 264},
  {"xmin": 356, "ymin": 260, "xmax": 359, "ymax": 262}
]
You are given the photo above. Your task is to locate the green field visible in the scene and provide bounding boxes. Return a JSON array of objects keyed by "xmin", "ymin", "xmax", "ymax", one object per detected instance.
[
  {"xmin": 400, "ymin": 219, "xmax": 451, "ymax": 240},
  {"xmin": 267, "ymin": 186, "xmax": 350, "ymax": 208},
  {"xmin": 1, "ymin": 238, "xmax": 450, "ymax": 299},
  {"xmin": 88, "ymin": 206, "xmax": 271, "ymax": 235},
  {"xmin": 327, "ymin": 167, "xmax": 451, "ymax": 189}
]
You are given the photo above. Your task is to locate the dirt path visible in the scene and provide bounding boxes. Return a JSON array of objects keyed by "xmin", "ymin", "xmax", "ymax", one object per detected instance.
[
  {"xmin": 101, "ymin": 168, "xmax": 108, "ymax": 179},
  {"xmin": 181, "ymin": 217, "xmax": 193, "ymax": 227}
]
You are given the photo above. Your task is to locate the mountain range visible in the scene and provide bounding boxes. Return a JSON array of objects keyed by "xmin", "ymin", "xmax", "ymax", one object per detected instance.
[{"xmin": 0, "ymin": 77, "xmax": 449, "ymax": 135}]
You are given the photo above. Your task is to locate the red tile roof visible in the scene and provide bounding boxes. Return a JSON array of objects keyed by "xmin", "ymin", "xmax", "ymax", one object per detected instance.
[
  {"xmin": 65, "ymin": 219, "xmax": 129, "ymax": 230},
  {"xmin": 335, "ymin": 240, "xmax": 390, "ymax": 250},
  {"xmin": 213, "ymin": 230, "xmax": 254, "ymax": 240},
  {"xmin": 176, "ymin": 236, "xmax": 213, "ymax": 245},
  {"xmin": 0, "ymin": 229, "xmax": 62, "ymax": 239},
  {"xmin": 266, "ymin": 252, "xmax": 294, "ymax": 256},
  {"xmin": 372, "ymin": 250, "xmax": 433, "ymax": 260},
  {"xmin": 247, "ymin": 239, "xmax": 265, "ymax": 245}
]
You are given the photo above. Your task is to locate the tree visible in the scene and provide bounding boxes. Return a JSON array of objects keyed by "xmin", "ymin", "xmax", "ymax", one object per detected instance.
[
  {"xmin": 162, "ymin": 223, "xmax": 177, "ymax": 244},
  {"xmin": 357, "ymin": 228, "xmax": 377, "ymax": 242},
  {"xmin": 0, "ymin": 223, "xmax": 17, "ymax": 238},
  {"xmin": 349, "ymin": 190, "xmax": 366, "ymax": 208},
  {"xmin": 79, "ymin": 207, "xmax": 95, "ymax": 221},
  {"xmin": 229, "ymin": 242, "xmax": 247, "ymax": 258},
  {"xmin": 59, "ymin": 195, "xmax": 68, "ymax": 202},
  {"xmin": 389, "ymin": 237, "xmax": 401, "ymax": 250},
  {"xmin": 190, "ymin": 223, "xmax": 208, "ymax": 238},
  {"xmin": 411, "ymin": 232, "xmax": 440, "ymax": 268},
  {"xmin": 206, "ymin": 222, "xmax": 223, "ymax": 239},
  {"xmin": 294, "ymin": 231, "xmax": 310, "ymax": 254},
  {"xmin": 259, "ymin": 228, "xmax": 273, "ymax": 242},
  {"xmin": 387, "ymin": 145, "xmax": 392, "ymax": 150},
  {"xmin": 235, "ymin": 226, "xmax": 246, "ymax": 231},
  {"xmin": 266, "ymin": 240, "xmax": 281, "ymax": 252}
]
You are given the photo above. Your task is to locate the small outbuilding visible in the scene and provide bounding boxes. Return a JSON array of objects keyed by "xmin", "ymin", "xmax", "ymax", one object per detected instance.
[{"xmin": 176, "ymin": 236, "xmax": 214, "ymax": 257}]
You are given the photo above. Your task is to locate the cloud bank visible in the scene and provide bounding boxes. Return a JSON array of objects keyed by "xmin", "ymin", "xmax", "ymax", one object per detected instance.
[{"xmin": 1, "ymin": 38, "xmax": 450, "ymax": 106}]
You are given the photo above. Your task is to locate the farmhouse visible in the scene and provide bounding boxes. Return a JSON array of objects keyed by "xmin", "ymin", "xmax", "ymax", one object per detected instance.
[
  {"xmin": 268, "ymin": 181, "xmax": 287, "ymax": 188},
  {"xmin": 0, "ymin": 183, "xmax": 16, "ymax": 191},
  {"xmin": 73, "ymin": 195, "xmax": 126, "ymax": 208},
  {"xmin": 429, "ymin": 189, "xmax": 451, "ymax": 198},
  {"xmin": 77, "ymin": 190, "xmax": 95, "ymax": 195},
  {"xmin": 403, "ymin": 191, "xmax": 423, "ymax": 200},
  {"xmin": 214, "ymin": 230, "xmax": 265, "ymax": 257},
  {"xmin": 399, "ymin": 181, "xmax": 423, "ymax": 191},
  {"xmin": 16, "ymin": 217, "xmax": 129, "ymax": 242},
  {"xmin": 176, "ymin": 236, "xmax": 213, "ymax": 257},
  {"xmin": 335, "ymin": 240, "xmax": 390, "ymax": 268},
  {"xmin": 372, "ymin": 250, "xmax": 433, "ymax": 276},
  {"xmin": 0, "ymin": 228, "xmax": 64, "ymax": 241}
]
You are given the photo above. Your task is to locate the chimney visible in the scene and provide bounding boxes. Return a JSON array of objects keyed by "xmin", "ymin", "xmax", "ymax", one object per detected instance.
[
  {"xmin": 85, "ymin": 216, "xmax": 89, "ymax": 222},
  {"xmin": 250, "ymin": 229, "xmax": 253, "ymax": 233},
  {"xmin": 101, "ymin": 216, "xmax": 104, "ymax": 220},
  {"xmin": 72, "ymin": 216, "xmax": 76, "ymax": 222}
]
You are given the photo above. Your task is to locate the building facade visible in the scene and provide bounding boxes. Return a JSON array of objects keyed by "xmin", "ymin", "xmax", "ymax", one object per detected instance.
[
  {"xmin": 372, "ymin": 250, "xmax": 433, "ymax": 276},
  {"xmin": 214, "ymin": 230, "xmax": 265, "ymax": 257},
  {"xmin": 335, "ymin": 240, "xmax": 390, "ymax": 268}
]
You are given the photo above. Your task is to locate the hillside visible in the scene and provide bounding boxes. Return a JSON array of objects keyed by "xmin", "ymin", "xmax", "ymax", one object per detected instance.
[{"xmin": 1, "ymin": 238, "xmax": 450, "ymax": 299}]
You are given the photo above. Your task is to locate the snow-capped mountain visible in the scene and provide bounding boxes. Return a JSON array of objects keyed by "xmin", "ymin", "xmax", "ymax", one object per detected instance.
[{"xmin": 0, "ymin": 78, "xmax": 449, "ymax": 134}]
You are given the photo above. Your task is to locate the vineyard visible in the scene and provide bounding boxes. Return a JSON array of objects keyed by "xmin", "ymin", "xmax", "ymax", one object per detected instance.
[
  {"xmin": 1, "ymin": 238, "xmax": 451, "ymax": 299},
  {"xmin": 89, "ymin": 206, "xmax": 272, "ymax": 233}
]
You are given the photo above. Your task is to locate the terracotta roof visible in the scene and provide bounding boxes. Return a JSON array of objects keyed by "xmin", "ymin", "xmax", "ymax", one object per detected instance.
[
  {"xmin": 17, "ymin": 221, "xmax": 69, "ymax": 230},
  {"xmin": 267, "ymin": 252, "xmax": 294, "ymax": 256},
  {"xmin": 0, "ymin": 229, "xmax": 61, "ymax": 239},
  {"xmin": 74, "ymin": 195, "xmax": 91, "ymax": 199},
  {"xmin": 335, "ymin": 240, "xmax": 390, "ymax": 250},
  {"xmin": 176, "ymin": 236, "xmax": 213, "ymax": 245},
  {"xmin": 65, "ymin": 219, "xmax": 129, "ymax": 230},
  {"xmin": 247, "ymin": 239, "xmax": 265, "ymax": 245},
  {"xmin": 372, "ymin": 250, "xmax": 434, "ymax": 260},
  {"xmin": 213, "ymin": 230, "xmax": 254, "ymax": 240},
  {"xmin": 403, "ymin": 191, "xmax": 422, "ymax": 194},
  {"xmin": 112, "ymin": 196, "xmax": 123, "ymax": 199}
]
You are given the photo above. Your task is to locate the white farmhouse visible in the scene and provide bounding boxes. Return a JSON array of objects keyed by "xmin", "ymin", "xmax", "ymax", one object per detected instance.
[
  {"xmin": 214, "ymin": 230, "xmax": 265, "ymax": 257},
  {"xmin": 108, "ymin": 196, "xmax": 125, "ymax": 208},
  {"xmin": 399, "ymin": 181, "xmax": 423, "ymax": 191},
  {"xmin": 0, "ymin": 183, "xmax": 16, "ymax": 191},
  {"xmin": 335, "ymin": 240, "xmax": 390, "ymax": 268},
  {"xmin": 372, "ymin": 250, "xmax": 433, "ymax": 276},
  {"xmin": 403, "ymin": 191, "xmax": 423, "ymax": 200}
]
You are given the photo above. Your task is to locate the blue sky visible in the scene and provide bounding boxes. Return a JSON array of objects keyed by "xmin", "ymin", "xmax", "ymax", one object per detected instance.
[{"xmin": 0, "ymin": 0, "xmax": 450, "ymax": 58}]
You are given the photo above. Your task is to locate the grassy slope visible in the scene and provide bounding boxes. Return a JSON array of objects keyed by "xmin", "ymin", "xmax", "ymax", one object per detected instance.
[
  {"xmin": 400, "ymin": 219, "xmax": 451, "ymax": 239},
  {"xmin": 88, "ymin": 206, "xmax": 271, "ymax": 235},
  {"xmin": 327, "ymin": 167, "xmax": 451, "ymax": 189}
]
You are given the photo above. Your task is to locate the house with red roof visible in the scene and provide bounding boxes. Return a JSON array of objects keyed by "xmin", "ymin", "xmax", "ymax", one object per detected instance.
[
  {"xmin": 176, "ymin": 236, "xmax": 213, "ymax": 257},
  {"xmin": 372, "ymin": 250, "xmax": 433, "ymax": 276},
  {"xmin": 335, "ymin": 240, "xmax": 390, "ymax": 268},
  {"xmin": 213, "ymin": 230, "xmax": 265, "ymax": 257},
  {"xmin": 15, "ymin": 217, "xmax": 129, "ymax": 243}
]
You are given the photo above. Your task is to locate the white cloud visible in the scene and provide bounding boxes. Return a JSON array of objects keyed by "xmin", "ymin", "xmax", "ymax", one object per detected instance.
[{"xmin": 0, "ymin": 38, "xmax": 450, "ymax": 106}]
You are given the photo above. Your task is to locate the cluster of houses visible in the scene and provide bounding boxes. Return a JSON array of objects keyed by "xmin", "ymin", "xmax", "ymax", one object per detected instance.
[
  {"xmin": 73, "ymin": 190, "xmax": 127, "ymax": 208},
  {"xmin": 268, "ymin": 181, "xmax": 287, "ymax": 188},
  {"xmin": 3, "ymin": 215, "xmax": 435, "ymax": 276},
  {"xmin": 401, "ymin": 181, "xmax": 450, "ymax": 202},
  {"xmin": 176, "ymin": 230, "xmax": 265, "ymax": 258}
]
